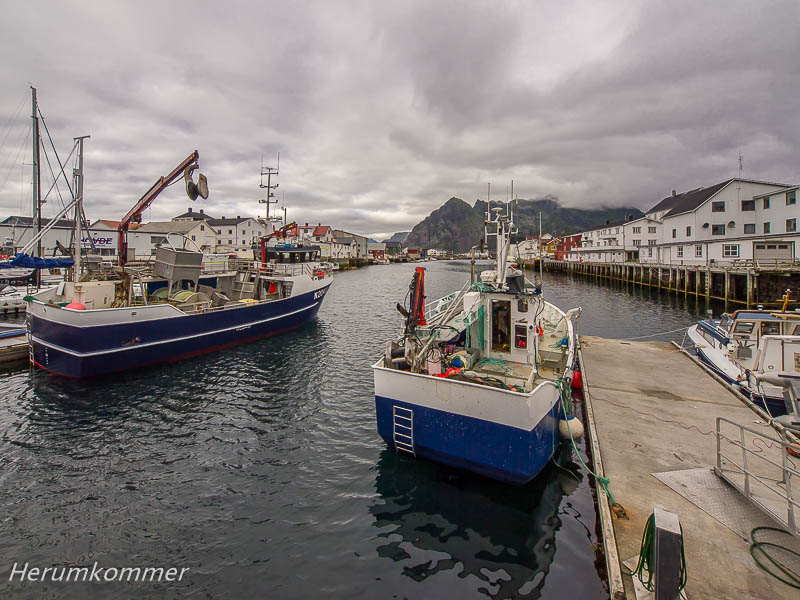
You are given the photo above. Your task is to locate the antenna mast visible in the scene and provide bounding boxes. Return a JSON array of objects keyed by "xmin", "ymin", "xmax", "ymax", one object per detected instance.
[
  {"xmin": 259, "ymin": 152, "xmax": 280, "ymax": 230},
  {"xmin": 31, "ymin": 86, "xmax": 42, "ymax": 286}
]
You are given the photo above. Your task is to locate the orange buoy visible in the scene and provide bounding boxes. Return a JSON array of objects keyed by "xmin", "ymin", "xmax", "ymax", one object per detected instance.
[{"xmin": 65, "ymin": 302, "xmax": 86, "ymax": 310}]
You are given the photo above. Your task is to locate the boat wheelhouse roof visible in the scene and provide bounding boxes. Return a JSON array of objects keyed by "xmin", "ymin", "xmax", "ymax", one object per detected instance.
[
  {"xmin": 726, "ymin": 310, "xmax": 800, "ymax": 322},
  {"xmin": 265, "ymin": 244, "xmax": 321, "ymax": 253}
]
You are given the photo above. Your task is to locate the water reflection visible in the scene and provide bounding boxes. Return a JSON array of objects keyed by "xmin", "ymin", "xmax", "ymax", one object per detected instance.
[{"xmin": 370, "ymin": 446, "xmax": 585, "ymax": 598}]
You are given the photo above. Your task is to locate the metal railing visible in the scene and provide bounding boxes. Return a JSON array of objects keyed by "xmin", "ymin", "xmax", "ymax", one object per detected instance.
[{"xmin": 715, "ymin": 417, "xmax": 799, "ymax": 536}]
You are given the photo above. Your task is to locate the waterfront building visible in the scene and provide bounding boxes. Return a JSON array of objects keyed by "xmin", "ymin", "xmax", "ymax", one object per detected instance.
[
  {"xmin": 575, "ymin": 221, "xmax": 625, "ymax": 263},
  {"xmin": 649, "ymin": 178, "xmax": 791, "ymax": 265},
  {"xmin": 333, "ymin": 229, "xmax": 368, "ymax": 258},
  {"xmin": 369, "ymin": 241, "xmax": 387, "ymax": 260},
  {"xmin": 129, "ymin": 220, "xmax": 216, "ymax": 257}
]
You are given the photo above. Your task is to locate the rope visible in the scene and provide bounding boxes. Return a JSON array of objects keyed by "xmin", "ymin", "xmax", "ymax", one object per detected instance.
[
  {"xmin": 556, "ymin": 378, "xmax": 617, "ymax": 506},
  {"xmin": 619, "ymin": 325, "xmax": 691, "ymax": 341},
  {"xmin": 749, "ymin": 527, "xmax": 800, "ymax": 589}
]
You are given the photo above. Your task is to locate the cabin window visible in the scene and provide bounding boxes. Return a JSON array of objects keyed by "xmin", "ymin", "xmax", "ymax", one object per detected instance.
[
  {"xmin": 719, "ymin": 319, "xmax": 731, "ymax": 334},
  {"xmin": 491, "ymin": 300, "xmax": 511, "ymax": 352},
  {"xmin": 518, "ymin": 298, "xmax": 528, "ymax": 312},
  {"xmin": 733, "ymin": 321, "xmax": 754, "ymax": 334},
  {"xmin": 514, "ymin": 324, "xmax": 528, "ymax": 349},
  {"xmin": 761, "ymin": 321, "xmax": 780, "ymax": 336}
]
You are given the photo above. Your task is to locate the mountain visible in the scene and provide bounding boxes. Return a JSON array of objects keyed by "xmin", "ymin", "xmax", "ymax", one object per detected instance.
[
  {"xmin": 382, "ymin": 231, "xmax": 410, "ymax": 243},
  {"xmin": 404, "ymin": 196, "xmax": 643, "ymax": 253}
]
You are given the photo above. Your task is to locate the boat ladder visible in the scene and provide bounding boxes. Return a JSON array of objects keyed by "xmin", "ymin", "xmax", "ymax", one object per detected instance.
[
  {"xmin": 26, "ymin": 318, "xmax": 33, "ymax": 368},
  {"xmin": 392, "ymin": 405, "xmax": 415, "ymax": 456}
]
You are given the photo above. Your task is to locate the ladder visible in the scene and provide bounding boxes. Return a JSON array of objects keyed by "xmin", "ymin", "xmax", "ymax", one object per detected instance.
[
  {"xmin": 26, "ymin": 317, "xmax": 34, "ymax": 368},
  {"xmin": 392, "ymin": 405, "xmax": 415, "ymax": 455}
]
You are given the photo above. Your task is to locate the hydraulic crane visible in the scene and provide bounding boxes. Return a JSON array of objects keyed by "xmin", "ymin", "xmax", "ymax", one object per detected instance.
[{"xmin": 117, "ymin": 151, "xmax": 207, "ymax": 266}]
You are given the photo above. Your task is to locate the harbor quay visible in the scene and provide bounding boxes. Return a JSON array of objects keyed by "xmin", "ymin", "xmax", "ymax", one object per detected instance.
[
  {"xmin": 578, "ymin": 335, "xmax": 800, "ymax": 599},
  {"xmin": 537, "ymin": 259, "xmax": 800, "ymax": 309}
]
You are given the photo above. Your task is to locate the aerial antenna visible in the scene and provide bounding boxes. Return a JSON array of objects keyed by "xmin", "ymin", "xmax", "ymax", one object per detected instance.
[
  {"xmin": 737, "ymin": 151, "xmax": 743, "ymax": 203},
  {"xmin": 259, "ymin": 151, "xmax": 280, "ymax": 226}
]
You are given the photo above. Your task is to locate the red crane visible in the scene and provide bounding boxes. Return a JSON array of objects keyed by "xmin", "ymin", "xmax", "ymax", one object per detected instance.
[{"xmin": 117, "ymin": 150, "xmax": 203, "ymax": 266}]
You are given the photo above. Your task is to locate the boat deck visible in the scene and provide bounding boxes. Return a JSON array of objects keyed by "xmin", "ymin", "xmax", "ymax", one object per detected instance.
[{"xmin": 580, "ymin": 335, "xmax": 800, "ymax": 600}]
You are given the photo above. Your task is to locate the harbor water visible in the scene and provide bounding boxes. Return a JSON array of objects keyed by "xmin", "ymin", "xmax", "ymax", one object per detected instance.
[{"xmin": 0, "ymin": 262, "xmax": 708, "ymax": 599}]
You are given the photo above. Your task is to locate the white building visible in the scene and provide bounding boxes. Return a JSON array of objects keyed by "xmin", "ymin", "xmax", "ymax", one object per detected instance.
[
  {"xmin": 575, "ymin": 222, "xmax": 625, "ymax": 263},
  {"xmin": 649, "ymin": 178, "xmax": 793, "ymax": 265},
  {"xmin": 128, "ymin": 221, "xmax": 215, "ymax": 258}
]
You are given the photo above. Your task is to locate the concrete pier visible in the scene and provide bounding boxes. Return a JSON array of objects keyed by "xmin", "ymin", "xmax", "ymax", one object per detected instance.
[{"xmin": 579, "ymin": 336, "xmax": 799, "ymax": 599}]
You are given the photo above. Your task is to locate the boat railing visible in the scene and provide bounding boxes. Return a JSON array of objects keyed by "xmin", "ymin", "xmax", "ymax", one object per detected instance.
[
  {"xmin": 425, "ymin": 291, "xmax": 460, "ymax": 321},
  {"xmin": 715, "ymin": 416, "xmax": 799, "ymax": 537},
  {"xmin": 228, "ymin": 260, "xmax": 331, "ymax": 279}
]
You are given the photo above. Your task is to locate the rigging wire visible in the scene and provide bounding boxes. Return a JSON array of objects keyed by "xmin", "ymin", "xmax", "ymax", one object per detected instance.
[
  {"xmin": 0, "ymin": 120, "xmax": 32, "ymax": 194},
  {"xmin": 0, "ymin": 91, "xmax": 28, "ymax": 156}
]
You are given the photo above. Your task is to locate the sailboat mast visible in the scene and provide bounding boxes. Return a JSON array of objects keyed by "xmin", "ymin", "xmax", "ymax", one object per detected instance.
[
  {"xmin": 31, "ymin": 86, "xmax": 42, "ymax": 285},
  {"xmin": 72, "ymin": 136, "xmax": 89, "ymax": 282}
]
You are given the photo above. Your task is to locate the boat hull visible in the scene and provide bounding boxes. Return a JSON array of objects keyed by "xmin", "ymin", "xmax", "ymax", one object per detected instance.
[
  {"xmin": 373, "ymin": 366, "xmax": 562, "ymax": 485},
  {"xmin": 29, "ymin": 285, "xmax": 330, "ymax": 378},
  {"xmin": 688, "ymin": 325, "xmax": 787, "ymax": 415}
]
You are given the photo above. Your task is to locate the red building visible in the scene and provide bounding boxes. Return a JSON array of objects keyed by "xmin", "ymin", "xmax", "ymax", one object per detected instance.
[{"xmin": 554, "ymin": 233, "xmax": 582, "ymax": 260}]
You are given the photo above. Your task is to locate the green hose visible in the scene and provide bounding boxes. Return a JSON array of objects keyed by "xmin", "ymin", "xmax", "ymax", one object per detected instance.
[
  {"xmin": 556, "ymin": 378, "xmax": 617, "ymax": 506},
  {"xmin": 625, "ymin": 513, "xmax": 688, "ymax": 592},
  {"xmin": 750, "ymin": 527, "xmax": 800, "ymax": 589}
]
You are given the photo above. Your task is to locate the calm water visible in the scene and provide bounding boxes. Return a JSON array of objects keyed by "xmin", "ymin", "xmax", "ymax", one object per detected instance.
[{"xmin": 0, "ymin": 262, "xmax": 709, "ymax": 599}]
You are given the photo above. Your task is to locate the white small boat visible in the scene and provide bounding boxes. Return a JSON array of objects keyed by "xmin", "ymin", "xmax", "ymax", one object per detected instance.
[
  {"xmin": 372, "ymin": 200, "xmax": 581, "ymax": 484},
  {"xmin": 687, "ymin": 306, "xmax": 800, "ymax": 415}
]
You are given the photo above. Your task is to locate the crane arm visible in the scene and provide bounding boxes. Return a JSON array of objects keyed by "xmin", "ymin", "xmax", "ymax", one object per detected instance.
[{"xmin": 117, "ymin": 150, "xmax": 200, "ymax": 265}]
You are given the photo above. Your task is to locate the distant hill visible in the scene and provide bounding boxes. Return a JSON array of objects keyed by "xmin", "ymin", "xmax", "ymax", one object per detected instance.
[
  {"xmin": 382, "ymin": 231, "xmax": 410, "ymax": 243},
  {"xmin": 405, "ymin": 196, "xmax": 643, "ymax": 253}
]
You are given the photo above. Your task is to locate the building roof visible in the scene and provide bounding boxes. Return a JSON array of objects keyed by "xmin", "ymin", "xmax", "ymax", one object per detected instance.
[
  {"xmin": 207, "ymin": 216, "xmax": 251, "ymax": 226},
  {"xmin": 753, "ymin": 185, "xmax": 798, "ymax": 199},
  {"xmin": 335, "ymin": 236, "xmax": 354, "ymax": 245},
  {"xmin": 312, "ymin": 225, "xmax": 331, "ymax": 237},
  {"xmin": 385, "ymin": 241, "xmax": 403, "ymax": 248},
  {"xmin": 136, "ymin": 221, "xmax": 203, "ymax": 234},
  {"xmin": 1, "ymin": 215, "xmax": 76, "ymax": 228},
  {"xmin": 173, "ymin": 208, "xmax": 214, "ymax": 221},
  {"xmin": 657, "ymin": 179, "xmax": 733, "ymax": 218}
]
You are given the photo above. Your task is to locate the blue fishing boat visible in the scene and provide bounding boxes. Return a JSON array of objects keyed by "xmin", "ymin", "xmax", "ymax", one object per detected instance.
[{"xmin": 372, "ymin": 197, "xmax": 581, "ymax": 485}]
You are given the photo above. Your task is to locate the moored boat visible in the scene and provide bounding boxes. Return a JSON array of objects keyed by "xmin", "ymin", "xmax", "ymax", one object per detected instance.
[
  {"xmin": 372, "ymin": 199, "xmax": 581, "ymax": 485},
  {"xmin": 686, "ymin": 304, "xmax": 800, "ymax": 416}
]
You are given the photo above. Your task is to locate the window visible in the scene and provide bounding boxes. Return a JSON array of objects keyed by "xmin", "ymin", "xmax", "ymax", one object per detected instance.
[
  {"xmin": 761, "ymin": 321, "xmax": 780, "ymax": 336},
  {"xmin": 787, "ymin": 190, "xmax": 797, "ymax": 205},
  {"xmin": 787, "ymin": 218, "xmax": 797, "ymax": 233},
  {"xmin": 741, "ymin": 199, "xmax": 755, "ymax": 211},
  {"xmin": 733, "ymin": 321, "xmax": 754, "ymax": 334},
  {"xmin": 695, "ymin": 245, "xmax": 702, "ymax": 257},
  {"xmin": 228, "ymin": 239, "xmax": 232, "ymax": 244},
  {"xmin": 200, "ymin": 225, "xmax": 205, "ymax": 231},
  {"xmin": 228, "ymin": 229, "xmax": 233, "ymax": 234},
  {"xmin": 686, "ymin": 226, "xmax": 691, "ymax": 236},
  {"xmin": 676, "ymin": 246, "xmax": 683, "ymax": 257},
  {"xmin": 648, "ymin": 239, "xmax": 656, "ymax": 246},
  {"xmin": 491, "ymin": 300, "xmax": 511, "ymax": 352},
  {"xmin": 647, "ymin": 248, "xmax": 653, "ymax": 257},
  {"xmin": 633, "ymin": 226, "xmax": 641, "ymax": 233},
  {"xmin": 633, "ymin": 240, "xmax": 641, "ymax": 247},
  {"xmin": 744, "ymin": 224, "xmax": 755, "ymax": 234},
  {"xmin": 712, "ymin": 201, "xmax": 725, "ymax": 212},
  {"xmin": 763, "ymin": 222, "xmax": 771, "ymax": 234},
  {"xmin": 191, "ymin": 235, "xmax": 196, "ymax": 241},
  {"xmin": 150, "ymin": 236, "xmax": 166, "ymax": 244},
  {"xmin": 722, "ymin": 244, "xmax": 739, "ymax": 258},
  {"xmin": 764, "ymin": 197, "xmax": 771, "ymax": 209},
  {"xmin": 242, "ymin": 230, "xmax": 246, "ymax": 235},
  {"xmin": 712, "ymin": 224, "xmax": 726, "ymax": 235},
  {"xmin": 672, "ymin": 229, "xmax": 676, "ymax": 238},
  {"xmin": 648, "ymin": 226, "xmax": 656, "ymax": 233}
]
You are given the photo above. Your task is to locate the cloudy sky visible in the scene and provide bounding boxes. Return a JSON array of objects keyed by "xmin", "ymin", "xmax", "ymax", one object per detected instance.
[{"xmin": 0, "ymin": 1, "xmax": 798, "ymax": 240}]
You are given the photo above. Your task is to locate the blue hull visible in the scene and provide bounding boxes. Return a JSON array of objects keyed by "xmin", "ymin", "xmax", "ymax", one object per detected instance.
[
  {"xmin": 695, "ymin": 348, "xmax": 787, "ymax": 416},
  {"xmin": 375, "ymin": 395, "xmax": 561, "ymax": 485},
  {"xmin": 30, "ymin": 286, "xmax": 330, "ymax": 377}
]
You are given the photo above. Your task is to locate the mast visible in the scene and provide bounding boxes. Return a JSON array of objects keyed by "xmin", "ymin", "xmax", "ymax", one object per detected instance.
[
  {"xmin": 31, "ymin": 86, "xmax": 42, "ymax": 286},
  {"xmin": 259, "ymin": 153, "xmax": 280, "ymax": 231},
  {"xmin": 72, "ymin": 135, "xmax": 89, "ymax": 282},
  {"xmin": 539, "ymin": 211, "xmax": 544, "ymax": 283}
]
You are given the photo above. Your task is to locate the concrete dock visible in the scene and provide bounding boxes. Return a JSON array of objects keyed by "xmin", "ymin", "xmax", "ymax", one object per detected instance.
[{"xmin": 580, "ymin": 336, "xmax": 799, "ymax": 599}]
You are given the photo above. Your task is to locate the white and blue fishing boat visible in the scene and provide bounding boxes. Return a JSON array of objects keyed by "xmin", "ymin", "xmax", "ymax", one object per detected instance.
[
  {"xmin": 25, "ymin": 143, "xmax": 332, "ymax": 377},
  {"xmin": 686, "ymin": 302, "xmax": 800, "ymax": 416},
  {"xmin": 372, "ymin": 199, "xmax": 581, "ymax": 485}
]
